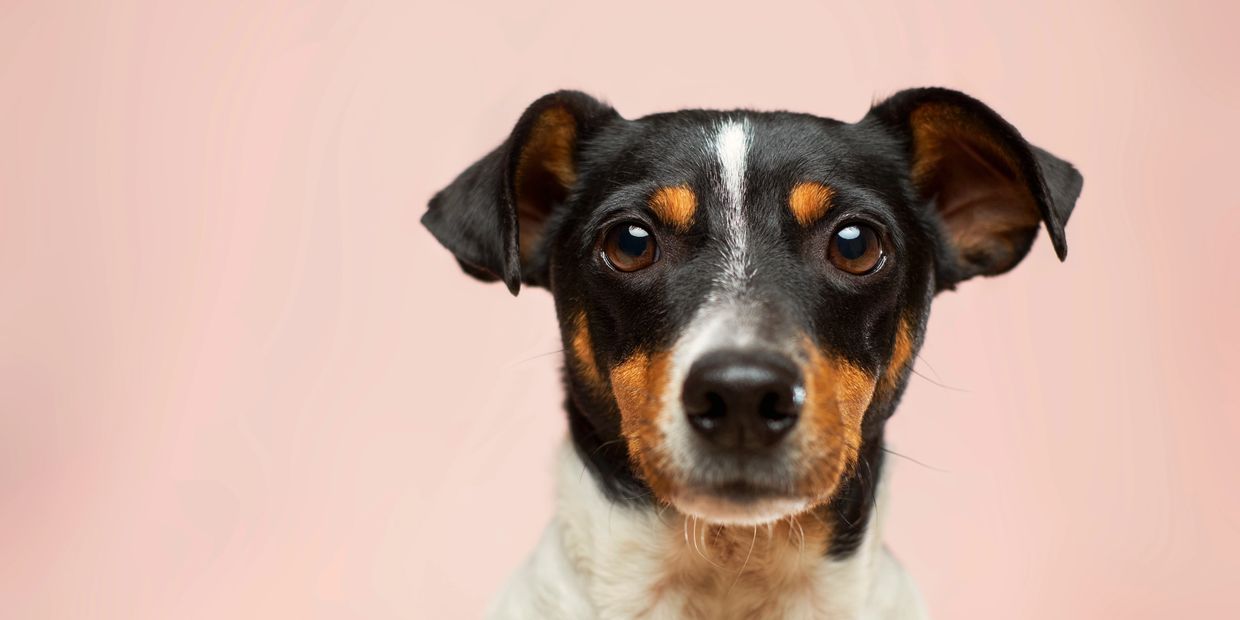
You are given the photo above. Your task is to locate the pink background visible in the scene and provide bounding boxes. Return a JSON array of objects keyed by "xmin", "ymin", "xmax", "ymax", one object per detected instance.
[{"xmin": 3, "ymin": 1, "xmax": 1238, "ymax": 617}]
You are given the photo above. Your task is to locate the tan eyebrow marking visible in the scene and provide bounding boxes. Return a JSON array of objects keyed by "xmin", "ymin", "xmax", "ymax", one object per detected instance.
[
  {"xmin": 788, "ymin": 181, "xmax": 836, "ymax": 227},
  {"xmin": 648, "ymin": 186, "xmax": 697, "ymax": 233}
]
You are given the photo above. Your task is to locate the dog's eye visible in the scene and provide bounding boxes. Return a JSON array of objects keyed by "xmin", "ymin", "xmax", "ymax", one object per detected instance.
[
  {"xmin": 602, "ymin": 223, "xmax": 659, "ymax": 272},
  {"xmin": 827, "ymin": 223, "xmax": 884, "ymax": 275}
]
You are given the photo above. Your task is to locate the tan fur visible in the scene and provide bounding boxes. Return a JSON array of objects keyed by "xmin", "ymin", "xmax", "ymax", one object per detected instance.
[
  {"xmin": 487, "ymin": 445, "xmax": 930, "ymax": 619},
  {"xmin": 649, "ymin": 185, "xmax": 698, "ymax": 233},
  {"xmin": 610, "ymin": 334, "xmax": 878, "ymax": 547},
  {"xmin": 651, "ymin": 514, "xmax": 834, "ymax": 619},
  {"xmin": 882, "ymin": 317, "xmax": 915, "ymax": 392},
  {"xmin": 630, "ymin": 342, "xmax": 877, "ymax": 618},
  {"xmin": 610, "ymin": 350, "xmax": 675, "ymax": 499},
  {"xmin": 797, "ymin": 338, "xmax": 876, "ymax": 502},
  {"xmin": 908, "ymin": 102, "xmax": 1020, "ymax": 189},
  {"xmin": 788, "ymin": 181, "xmax": 836, "ymax": 227},
  {"xmin": 569, "ymin": 312, "xmax": 605, "ymax": 393},
  {"xmin": 514, "ymin": 106, "xmax": 578, "ymax": 261},
  {"xmin": 909, "ymin": 103, "xmax": 1041, "ymax": 267}
]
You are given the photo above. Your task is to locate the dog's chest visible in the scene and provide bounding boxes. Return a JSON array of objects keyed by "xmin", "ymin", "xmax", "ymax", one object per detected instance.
[
  {"xmin": 487, "ymin": 445, "xmax": 927, "ymax": 619},
  {"xmin": 539, "ymin": 449, "xmax": 875, "ymax": 620},
  {"xmin": 584, "ymin": 524, "xmax": 861, "ymax": 620}
]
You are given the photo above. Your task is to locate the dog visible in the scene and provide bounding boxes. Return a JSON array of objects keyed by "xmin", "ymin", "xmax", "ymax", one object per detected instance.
[{"xmin": 423, "ymin": 88, "xmax": 1082, "ymax": 619}]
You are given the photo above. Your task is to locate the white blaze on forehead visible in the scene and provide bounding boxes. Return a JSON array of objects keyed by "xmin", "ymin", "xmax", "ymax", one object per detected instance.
[
  {"xmin": 657, "ymin": 120, "xmax": 766, "ymax": 480},
  {"xmin": 666, "ymin": 118, "xmax": 760, "ymax": 399},
  {"xmin": 712, "ymin": 118, "xmax": 753, "ymax": 292}
]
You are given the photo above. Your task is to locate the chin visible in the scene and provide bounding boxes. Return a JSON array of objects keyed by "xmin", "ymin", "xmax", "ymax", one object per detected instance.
[{"xmin": 671, "ymin": 487, "xmax": 811, "ymax": 526}]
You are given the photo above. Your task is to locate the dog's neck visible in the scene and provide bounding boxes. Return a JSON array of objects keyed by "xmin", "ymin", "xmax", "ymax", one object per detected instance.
[{"xmin": 539, "ymin": 443, "xmax": 896, "ymax": 619}]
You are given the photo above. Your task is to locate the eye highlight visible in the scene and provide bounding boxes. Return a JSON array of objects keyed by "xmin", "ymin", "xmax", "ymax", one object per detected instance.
[
  {"xmin": 602, "ymin": 223, "xmax": 659, "ymax": 272},
  {"xmin": 827, "ymin": 223, "xmax": 884, "ymax": 275}
]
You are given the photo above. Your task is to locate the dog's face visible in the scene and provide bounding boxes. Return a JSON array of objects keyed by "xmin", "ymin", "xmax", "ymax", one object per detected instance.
[{"xmin": 425, "ymin": 89, "xmax": 1081, "ymax": 526}]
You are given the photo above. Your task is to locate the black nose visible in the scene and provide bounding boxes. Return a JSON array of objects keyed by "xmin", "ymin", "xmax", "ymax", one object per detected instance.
[{"xmin": 681, "ymin": 350, "xmax": 804, "ymax": 450}]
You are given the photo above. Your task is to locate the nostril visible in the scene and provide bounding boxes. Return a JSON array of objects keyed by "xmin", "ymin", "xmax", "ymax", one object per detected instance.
[
  {"xmin": 687, "ymin": 392, "xmax": 727, "ymax": 433},
  {"xmin": 758, "ymin": 391, "xmax": 782, "ymax": 419},
  {"xmin": 758, "ymin": 391, "xmax": 793, "ymax": 419},
  {"xmin": 758, "ymin": 388, "xmax": 800, "ymax": 433}
]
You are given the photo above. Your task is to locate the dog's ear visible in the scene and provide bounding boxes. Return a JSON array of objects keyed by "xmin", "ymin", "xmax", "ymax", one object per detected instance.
[
  {"xmin": 865, "ymin": 88, "xmax": 1083, "ymax": 289},
  {"xmin": 422, "ymin": 91, "xmax": 620, "ymax": 295}
]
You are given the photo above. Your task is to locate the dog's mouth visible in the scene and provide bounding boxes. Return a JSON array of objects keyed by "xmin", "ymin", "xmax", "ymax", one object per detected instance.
[
  {"xmin": 643, "ymin": 431, "xmax": 856, "ymax": 526},
  {"xmin": 671, "ymin": 480, "xmax": 810, "ymax": 526},
  {"xmin": 609, "ymin": 323, "xmax": 873, "ymax": 527}
]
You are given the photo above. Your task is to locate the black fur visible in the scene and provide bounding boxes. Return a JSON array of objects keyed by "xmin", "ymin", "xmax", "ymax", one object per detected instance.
[{"xmin": 424, "ymin": 88, "xmax": 1082, "ymax": 558}]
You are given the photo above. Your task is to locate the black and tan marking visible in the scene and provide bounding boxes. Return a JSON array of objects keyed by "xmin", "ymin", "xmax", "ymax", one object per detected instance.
[
  {"xmin": 424, "ymin": 87, "xmax": 1082, "ymax": 558},
  {"xmin": 649, "ymin": 185, "xmax": 697, "ymax": 233},
  {"xmin": 788, "ymin": 181, "xmax": 836, "ymax": 227}
]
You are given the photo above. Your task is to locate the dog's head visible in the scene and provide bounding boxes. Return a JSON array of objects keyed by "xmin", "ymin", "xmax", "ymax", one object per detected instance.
[{"xmin": 424, "ymin": 89, "xmax": 1082, "ymax": 526}]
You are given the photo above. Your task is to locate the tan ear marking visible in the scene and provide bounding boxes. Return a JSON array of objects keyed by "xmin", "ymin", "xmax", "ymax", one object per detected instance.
[
  {"xmin": 514, "ymin": 106, "xmax": 578, "ymax": 261},
  {"xmin": 908, "ymin": 102, "xmax": 1025, "ymax": 191},
  {"xmin": 789, "ymin": 182, "xmax": 836, "ymax": 227},
  {"xmin": 908, "ymin": 103, "xmax": 1042, "ymax": 273},
  {"xmin": 649, "ymin": 186, "xmax": 697, "ymax": 233}
]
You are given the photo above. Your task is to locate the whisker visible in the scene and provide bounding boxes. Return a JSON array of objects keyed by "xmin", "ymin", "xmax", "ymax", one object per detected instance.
[
  {"xmin": 654, "ymin": 500, "xmax": 675, "ymax": 527},
  {"xmin": 854, "ymin": 453, "xmax": 882, "ymax": 515},
  {"xmin": 691, "ymin": 516, "xmax": 700, "ymax": 557},
  {"xmin": 882, "ymin": 447, "xmax": 950, "ymax": 473},
  {"xmin": 699, "ymin": 520, "xmax": 722, "ymax": 568},
  {"xmin": 509, "ymin": 349, "xmax": 565, "ymax": 367},
  {"xmin": 797, "ymin": 517, "xmax": 807, "ymax": 561},
  {"xmin": 909, "ymin": 364, "xmax": 969, "ymax": 392},
  {"xmin": 788, "ymin": 515, "xmax": 807, "ymax": 564},
  {"xmin": 913, "ymin": 353, "xmax": 944, "ymax": 383},
  {"xmin": 589, "ymin": 438, "xmax": 627, "ymax": 459},
  {"xmin": 726, "ymin": 525, "xmax": 759, "ymax": 597},
  {"xmin": 689, "ymin": 516, "xmax": 723, "ymax": 569}
]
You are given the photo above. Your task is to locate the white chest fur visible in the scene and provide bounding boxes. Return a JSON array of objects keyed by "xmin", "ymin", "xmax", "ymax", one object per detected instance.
[{"xmin": 487, "ymin": 443, "xmax": 927, "ymax": 619}]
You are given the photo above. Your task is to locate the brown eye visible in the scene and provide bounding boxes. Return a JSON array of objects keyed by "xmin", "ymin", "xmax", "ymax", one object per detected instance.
[
  {"xmin": 603, "ymin": 223, "xmax": 659, "ymax": 272},
  {"xmin": 827, "ymin": 223, "xmax": 884, "ymax": 274}
]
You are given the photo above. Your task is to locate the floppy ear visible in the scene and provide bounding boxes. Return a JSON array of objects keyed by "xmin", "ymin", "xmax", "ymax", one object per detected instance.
[
  {"xmin": 865, "ymin": 88, "xmax": 1083, "ymax": 288},
  {"xmin": 422, "ymin": 91, "xmax": 620, "ymax": 295}
]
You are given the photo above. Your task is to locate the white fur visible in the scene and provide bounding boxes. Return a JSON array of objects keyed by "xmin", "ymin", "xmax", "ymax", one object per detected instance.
[
  {"xmin": 660, "ymin": 303, "xmax": 758, "ymax": 496},
  {"xmin": 654, "ymin": 120, "xmax": 768, "ymax": 513},
  {"xmin": 488, "ymin": 443, "xmax": 928, "ymax": 619},
  {"xmin": 711, "ymin": 118, "xmax": 753, "ymax": 293}
]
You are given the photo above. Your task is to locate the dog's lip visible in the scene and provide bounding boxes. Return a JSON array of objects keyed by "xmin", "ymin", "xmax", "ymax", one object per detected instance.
[
  {"xmin": 686, "ymin": 480, "xmax": 795, "ymax": 504},
  {"xmin": 672, "ymin": 483, "xmax": 809, "ymax": 525}
]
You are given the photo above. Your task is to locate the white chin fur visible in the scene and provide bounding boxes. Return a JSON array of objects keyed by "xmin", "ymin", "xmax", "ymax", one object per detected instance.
[{"xmin": 672, "ymin": 492, "xmax": 809, "ymax": 527}]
